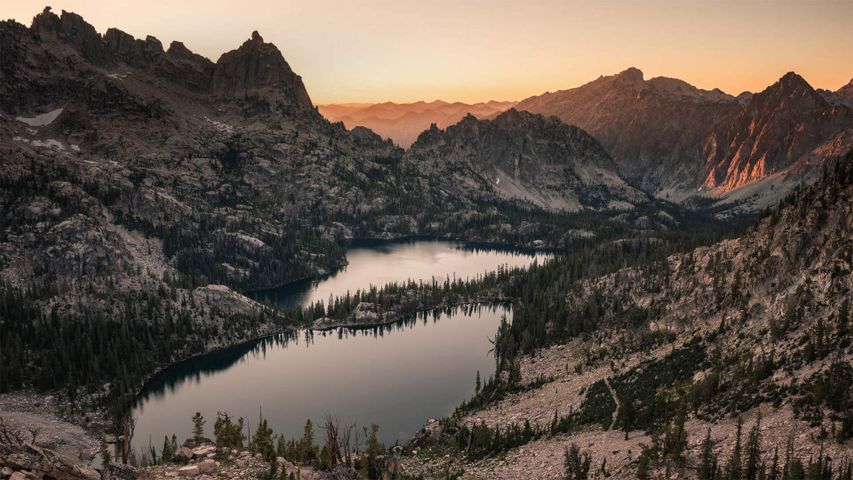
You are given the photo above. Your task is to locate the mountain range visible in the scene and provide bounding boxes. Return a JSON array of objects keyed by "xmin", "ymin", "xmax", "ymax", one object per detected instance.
[
  {"xmin": 319, "ymin": 99, "xmax": 516, "ymax": 148},
  {"xmin": 327, "ymin": 67, "xmax": 852, "ymax": 212},
  {"xmin": 515, "ymin": 67, "xmax": 853, "ymax": 207}
]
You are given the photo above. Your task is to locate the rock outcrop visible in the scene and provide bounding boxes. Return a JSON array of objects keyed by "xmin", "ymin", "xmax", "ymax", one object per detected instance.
[{"xmin": 210, "ymin": 31, "xmax": 313, "ymax": 110}]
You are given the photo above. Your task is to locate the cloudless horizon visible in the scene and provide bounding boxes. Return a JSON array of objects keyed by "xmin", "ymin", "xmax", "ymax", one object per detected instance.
[{"xmin": 5, "ymin": 0, "xmax": 852, "ymax": 104}]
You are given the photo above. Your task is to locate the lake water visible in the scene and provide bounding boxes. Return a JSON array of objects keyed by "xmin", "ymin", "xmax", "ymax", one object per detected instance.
[{"xmin": 132, "ymin": 241, "xmax": 546, "ymax": 450}]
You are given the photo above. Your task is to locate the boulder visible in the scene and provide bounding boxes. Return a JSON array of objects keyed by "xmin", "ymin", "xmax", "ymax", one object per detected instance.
[
  {"xmin": 176, "ymin": 465, "xmax": 198, "ymax": 477},
  {"xmin": 173, "ymin": 447, "xmax": 193, "ymax": 463},
  {"xmin": 196, "ymin": 459, "xmax": 215, "ymax": 474},
  {"xmin": 190, "ymin": 445, "xmax": 216, "ymax": 459}
]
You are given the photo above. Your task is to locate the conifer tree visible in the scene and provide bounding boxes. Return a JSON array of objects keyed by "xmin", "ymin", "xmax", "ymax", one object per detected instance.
[
  {"xmin": 744, "ymin": 415, "xmax": 763, "ymax": 480},
  {"xmin": 192, "ymin": 412, "xmax": 206, "ymax": 442},
  {"xmin": 699, "ymin": 428, "xmax": 717, "ymax": 480},
  {"xmin": 725, "ymin": 417, "xmax": 744, "ymax": 480},
  {"xmin": 564, "ymin": 443, "xmax": 591, "ymax": 480}
]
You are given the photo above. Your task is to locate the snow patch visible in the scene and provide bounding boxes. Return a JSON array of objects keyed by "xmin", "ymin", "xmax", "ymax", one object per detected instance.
[
  {"xmin": 16, "ymin": 108, "xmax": 63, "ymax": 127},
  {"xmin": 106, "ymin": 72, "xmax": 130, "ymax": 80}
]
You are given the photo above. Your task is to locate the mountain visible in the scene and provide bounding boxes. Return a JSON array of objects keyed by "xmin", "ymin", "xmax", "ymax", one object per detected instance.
[
  {"xmin": 406, "ymin": 109, "xmax": 648, "ymax": 212},
  {"xmin": 515, "ymin": 68, "xmax": 853, "ymax": 207},
  {"xmin": 837, "ymin": 78, "xmax": 853, "ymax": 99},
  {"xmin": 514, "ymin": 68, "xmax": 742, "ymax": 195},
  {"xmin": 703, "ymin": 72, "xmax": 853, "ymax": 193},
  {"xmin": 319, "ymin": 99, "xmax": 517, "ymax": 147}
]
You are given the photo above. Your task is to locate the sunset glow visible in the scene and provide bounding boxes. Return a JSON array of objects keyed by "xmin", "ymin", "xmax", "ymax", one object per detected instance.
[{"xmin": 5, "ymin": 0, "xmax": 853, "ymax": 104}]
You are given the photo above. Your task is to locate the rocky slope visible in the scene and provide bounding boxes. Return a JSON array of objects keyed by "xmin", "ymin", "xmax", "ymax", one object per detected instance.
[
  {"xmin": 319, "ymin": 100, "xmax": 516, "ymax": 148},
  {"xmin": 703, "ymin": 72, "xmax": 852, "ymax": 193},
  {"xmin": 405, "ymin": 109, "xmax": 649, "ymax": 212},
  {"xmin": 515, "ymin": 68, "xmax": 853, "ymax": 207},
  {"xmin": 401, "ymin": 155, "xmax": 852, "ymax": 479}
]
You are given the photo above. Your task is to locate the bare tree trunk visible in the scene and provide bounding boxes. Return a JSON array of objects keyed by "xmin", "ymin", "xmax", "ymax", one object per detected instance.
[
  {"xmin": 342, "ymin": 423, "xmax": 355, "ymax": 467},
  {"xmin": 322, "ymin": 415, "xmax": 342, "ymax": 468},
  {"xmin": 120, "ymin": 416, "xmax": 135, "ymax": 465}
]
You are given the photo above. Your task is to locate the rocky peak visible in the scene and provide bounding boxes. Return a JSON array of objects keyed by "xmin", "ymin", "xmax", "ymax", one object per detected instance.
[
  {"xmin": 767, "ymin": 71, "xmax": 820, "ymax": 104},
  {"xmin": 837, "ymin": 77, "xmax": 853, "ymax": 98},
  {"xmin": 210, "ymin": 31, "xmax": 313, "ymax": 111},
  {"xmin": 167, "ymin": 41, "xmax": 198, "ymax": 60},
  {"xmin": 31, "ymin": 7, "xmax": 110, "ymax": 65},
  {"xmin": 702, "ymin": 71, "xmax": 850, "ymax": 191},
  {"xmin": 614, "ymin": 66, "xmax": 645, "ymax": 86}
]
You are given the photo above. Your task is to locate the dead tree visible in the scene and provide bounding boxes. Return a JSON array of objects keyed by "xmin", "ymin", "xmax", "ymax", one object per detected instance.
[
  {"xmin": 341, "ymin": 423, "xmax": 355, "ymax": 467},
  {"xmin": 322, "ymin": 415, "xmax": 343, "ymax": 468},
  {"xmin": 0, "ymin": 416, "xmax": 24, "ymax": 445},
  {"xmin": 119, "ymin": 415, "xmax": 135, "ymax": 465}
]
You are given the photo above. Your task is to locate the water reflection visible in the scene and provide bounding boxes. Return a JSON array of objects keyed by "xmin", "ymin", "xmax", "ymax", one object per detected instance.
[
  {"xmin": 134, "ymin": 304, "xmax": 510, "ymax": 447},
  {"xmin": 137, "ymin": 303, "xmax": 505, "ymax": 408},
  {"xmin": 251, "ymin": 239, "xmax": 548, "ymax": 309},
  {"xmin": 134, "ymin": 241, "xmax": 539, "ymax": 448}
]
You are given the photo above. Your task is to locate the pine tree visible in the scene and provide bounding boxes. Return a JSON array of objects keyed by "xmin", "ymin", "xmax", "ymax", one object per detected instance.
[
  {"xmin": 767, "ymin": 447, "xmax": 779, "ymax": 480},
  {"xmin": 744, "ymin": 415, "xmax": 762, "ymax": 480},
  {"xmin": 664, "ymin": 407, "xmax": 688, "ymax": 463},
  {"xmin": 839, "ymin": 299, "xmax": 850, "ymax": 338},
  {"xmin": 299, "ymin": 419, "xmax": 316, "ymax": 464},
  {"xmin": 252, "ymin": 418, "xmax": 276, "ymax": 460},
  {"xmin": 699, "ymin": 428, "xmax": 717, "ymax": 480},
  {"xmin": 564, "ymin": 443, "xmax": 591, "ymax": 480},
  {"xmin": 637, "ymin": 446, "xmax": 652, "ymax": 480},
  {"xmin": 725, "ymin": 417, "xmax": 744, "ymax": 480},
  {"xmin": 192, "ymin": 412, "xmax": 206, "ymax": 442},
  {"xmin": 99, "ymin": 439, "xmax": 111, "ymax": 480},
  {"xmin": 161, "ymin": 435, "xmax": 174, "ymax": 463}
]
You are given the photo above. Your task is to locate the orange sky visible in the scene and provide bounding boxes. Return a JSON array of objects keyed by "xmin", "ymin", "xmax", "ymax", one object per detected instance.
[{"xmin": 5, "ymin": 0, "xmax": 852, "ymax": 103}]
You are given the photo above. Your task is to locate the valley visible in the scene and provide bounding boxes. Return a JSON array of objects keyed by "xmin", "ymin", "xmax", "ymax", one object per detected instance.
[{"xmin": 0, "ymin": 5, "xmax": 850, "ymax": 480}]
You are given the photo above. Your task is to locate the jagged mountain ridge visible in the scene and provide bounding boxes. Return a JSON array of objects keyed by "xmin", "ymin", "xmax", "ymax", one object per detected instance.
[
  {"xmin": 703, "ymin": 72, "xmax": 852, "ymax": 192},
  {"xmin": 319, "ymin": 99, "xmax": 517, "ymax": 148},
  {"xmin": 25, "ymin": 7, "xmax": 313, "ymax": 110},
  {"xmin": 514, "ymin": 68, "xmax": 744, "ymax": 195},
  {"xmin": 515, "ymin": 68, "xmax": 853, "ymax": 206}
]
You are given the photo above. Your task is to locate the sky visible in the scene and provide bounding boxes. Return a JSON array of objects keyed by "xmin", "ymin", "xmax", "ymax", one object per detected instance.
[{"xmin": 5, "ymin": 0, "xmax": 852, "ymax": 104}]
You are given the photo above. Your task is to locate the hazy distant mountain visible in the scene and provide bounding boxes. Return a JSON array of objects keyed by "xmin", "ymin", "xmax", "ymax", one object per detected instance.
[
  {"xmin": 515, "ymin": 68, "xmax": 852, "ymax": 208},
  {"xmin": 319, "ymin": 100, "xmax": 517, "ymax": 147}
]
